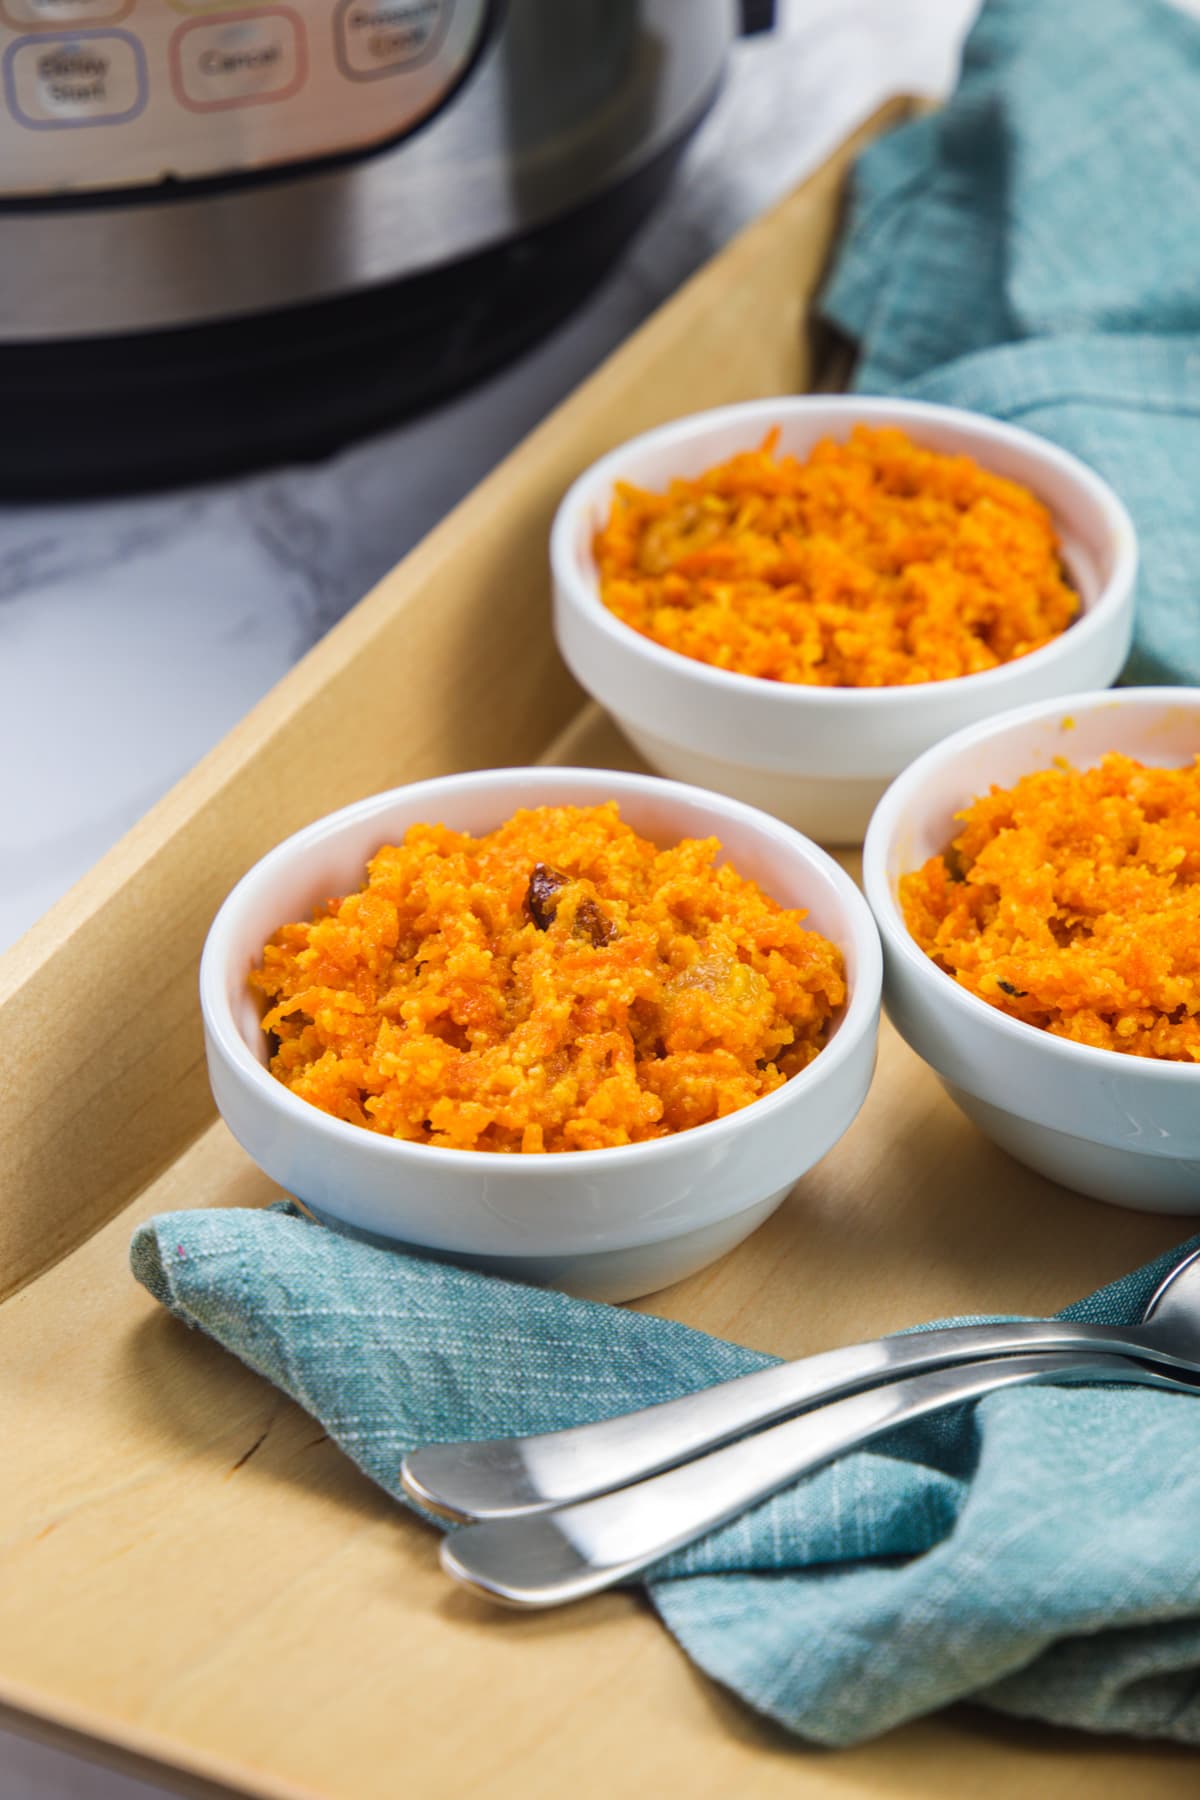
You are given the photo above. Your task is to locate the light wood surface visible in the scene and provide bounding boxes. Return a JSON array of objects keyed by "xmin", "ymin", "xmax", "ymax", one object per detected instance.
[{"xmin": 1, "ymin": 101, "xmax": 1195, "ymax": 1799}]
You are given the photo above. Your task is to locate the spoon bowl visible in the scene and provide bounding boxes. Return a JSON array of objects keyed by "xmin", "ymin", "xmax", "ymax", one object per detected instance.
[{"xmin": 1143, "ymin": 1246, "xmax": 1200, "ymax": 1351}]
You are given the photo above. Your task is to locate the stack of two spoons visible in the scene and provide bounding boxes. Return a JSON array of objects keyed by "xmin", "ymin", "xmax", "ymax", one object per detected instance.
[{"xmin": 402, "ymin": 1247, "xmax": 1200, "ymax": 1608}]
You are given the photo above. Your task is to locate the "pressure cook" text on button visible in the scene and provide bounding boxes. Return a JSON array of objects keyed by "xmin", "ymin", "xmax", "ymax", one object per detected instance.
[{"xmin": 335, "ymin": 0, "xmax": 449, "ymax": 80}]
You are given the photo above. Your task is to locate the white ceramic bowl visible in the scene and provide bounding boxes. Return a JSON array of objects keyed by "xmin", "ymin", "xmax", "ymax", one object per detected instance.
[
  {"xmin": 201, "ymin": 766, "xmax": 882, "ymax": 1301},
  {"xmin": 552, "ymin": 396, "xmax": 1137, "ymax": 845},
  {"xmin": 863, "ymin": 688, "xmax": 1200, "ymax": 1213}
]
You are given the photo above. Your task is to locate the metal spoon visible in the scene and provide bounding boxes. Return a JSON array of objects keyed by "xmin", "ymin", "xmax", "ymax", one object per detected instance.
[
  {"xmin": 440, "ymin": 1349, "xmax": 1200, "ymax": 1609},
  {"xmin": 403, "ymin": 1246, "xmax": 1200, "ymax": 1522}
]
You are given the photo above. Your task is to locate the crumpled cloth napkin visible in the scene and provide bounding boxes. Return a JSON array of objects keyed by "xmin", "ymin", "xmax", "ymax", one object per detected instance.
[
  {"xmin": 821, "ymin": 0, "xmax": 1200, "ymax": 687},
  {"xmin": 132, "ymin": 1205, "xmax": 1200, "ymax": 1747}
]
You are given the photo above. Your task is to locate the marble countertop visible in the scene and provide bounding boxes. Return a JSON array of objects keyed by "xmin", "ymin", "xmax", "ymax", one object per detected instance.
[{"xmin": 0, "ymin": 3, "xmax": 975, "ymax": 1794}]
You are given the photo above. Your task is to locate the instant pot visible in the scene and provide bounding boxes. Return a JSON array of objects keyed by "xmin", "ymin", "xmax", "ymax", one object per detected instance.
[{"xmin": 0, "ymin": 0, "xmax": 755, "ymax": 494}]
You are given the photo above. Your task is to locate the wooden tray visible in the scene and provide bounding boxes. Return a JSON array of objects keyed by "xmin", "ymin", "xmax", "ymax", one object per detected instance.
[{"xmin": 1, "ymin": 101, "xmax": 1194, "ymax": 1800}]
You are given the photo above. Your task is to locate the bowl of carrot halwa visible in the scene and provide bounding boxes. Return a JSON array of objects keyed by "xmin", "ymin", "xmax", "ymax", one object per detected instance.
[
  {"xmin": 200, "ymin": 767, "xmax": 881, "ymax": 1301},
  {"xmin": 553, "ymin": 397, "xmax": 1137, "ymax": 845},
  {"xmin": 863, "ymin": 688, "xmax": 1200, "ymax": 1212}
]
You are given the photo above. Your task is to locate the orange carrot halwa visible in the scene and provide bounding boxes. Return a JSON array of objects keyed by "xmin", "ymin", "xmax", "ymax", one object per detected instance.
[
  {"xmin": 252, "ymin": 802, "xmax": 846, "ymax": 1152},
  {"xmin": 595, "ymin": 425, "xmax": 1077, "ymax": 687},
  {"xmin": 900, "ymin": 755, "xmax": 1200, "ymax": 1061}
]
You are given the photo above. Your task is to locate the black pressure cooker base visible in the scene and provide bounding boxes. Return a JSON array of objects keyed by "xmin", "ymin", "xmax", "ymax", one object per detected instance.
[{"xmin": 0, "ymin": 141, "xmax": 689, "ymax": 500}]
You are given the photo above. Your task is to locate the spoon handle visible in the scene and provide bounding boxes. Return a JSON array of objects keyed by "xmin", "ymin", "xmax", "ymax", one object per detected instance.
[
  {"xmin": 402, "ymin": 1316, "xmax": 1164, "ymax": 1521},
  {"xmin": 440, "ymin": 1352, "xmax": 1200, "ymax": 1609}
]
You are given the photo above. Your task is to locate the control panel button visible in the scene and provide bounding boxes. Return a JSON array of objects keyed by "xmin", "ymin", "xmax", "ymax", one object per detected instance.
[
  {"xmin": 167, "ymin": 1, "xmax": 263, "ymax": 13},
  {"xmin": 4, "ymin": 28, "xmax": 145, "ymax": 126},
  {"xmin": 170, "ymin": 7, "xmax": 305, "ymax": 111},
  {"xmin": 335, "ymin": 0, "xmax": 452, "ymax": 81},
  {"xmin": 1, "ymin": 0, "xmax": 131, "ymax": 23}
]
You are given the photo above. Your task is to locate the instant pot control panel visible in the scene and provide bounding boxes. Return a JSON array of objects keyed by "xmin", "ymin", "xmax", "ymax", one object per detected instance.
[{"xmin": 0, "ymin": 0, "xmax": 491, "ymax": 194}]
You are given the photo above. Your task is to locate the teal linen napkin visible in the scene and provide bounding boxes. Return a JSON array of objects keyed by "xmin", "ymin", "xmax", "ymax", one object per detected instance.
[
  {"xmin": 131, "ymin": 1205, "xmax": 1200, "ymax": 1747},
  {"xmin": 820, "ymin": 0, "xmax": 1200, "ymax": 686}
]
